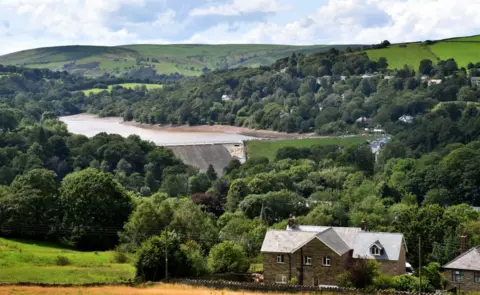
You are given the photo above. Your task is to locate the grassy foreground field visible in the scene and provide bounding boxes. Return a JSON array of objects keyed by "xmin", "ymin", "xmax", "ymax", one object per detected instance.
[
  {"xmin": 82, "ymin": 83, "xmax": 163, "ymax": 95},
  {"xmin": 0, "ymin": 237, "xmax": 135, "ymax": 284},
  {"xmin": 0, "ymin": 284, "xmax": 334, "ymax": 295},
  {"xmin": 246, "ymin": 136, "xmax": 372, "ymax": 160}
]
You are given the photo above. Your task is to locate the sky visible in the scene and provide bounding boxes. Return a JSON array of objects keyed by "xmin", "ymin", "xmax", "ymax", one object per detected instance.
[{"xmin": 0, "ymin": 0, "xmax": 479, "ymax": 55}]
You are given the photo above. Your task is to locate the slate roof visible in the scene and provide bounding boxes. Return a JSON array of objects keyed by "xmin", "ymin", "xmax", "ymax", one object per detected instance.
[
  {"xmin": 261, "ymin": 225, "xmax": 405, "ymax": 262},
  {"xmin": 260, "ymin": 230, "xmax": 318, "ymax": 253},
  {"xmin": 317, "ymin": 228, "xmax": 351, "ymax": 255},
  {"xmin": 443, "ymin": 247, "xmax": 480, "ymax": 271},
  {"xmin": 352, "ymin": 232, "xmax": 405, "ymax": 261}
]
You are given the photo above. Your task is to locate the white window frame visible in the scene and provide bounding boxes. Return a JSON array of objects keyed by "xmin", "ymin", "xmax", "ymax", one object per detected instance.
[
  {"xmin": 475, "ymin": 272, "xmax": 480, "ymax": 284},
  {"xmin": 276, "ymin": 274, "xmax": 287, "ymax": 284},
  {"xmin": 322, "ymin": 256, "xmax": 331, "ymax": 266},
  {"xmin": 303, "ymin": 255, "xmax": 312, "ymax": 266},
  {"xmin": 452, "ymin": 270, "xmax": 463, "ymax": 282},
  {"xmin": 371, "ymin": 245, "xmax": 381, "ymax": 256},
  {"xmin": 277, "ymin": 254, "xmax": 285, "ymax": 264}
]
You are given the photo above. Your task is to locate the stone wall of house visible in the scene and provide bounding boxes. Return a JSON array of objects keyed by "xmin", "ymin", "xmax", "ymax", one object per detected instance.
[
  {"xmin": 263, "ymin": 253, "xmax": 293, "ymax": 284},
  {"xmin": 293, "ymin": 238, "xmax": 350, "ymax": 286},
  {"xmin": 445, "ymin": 269, "xmax": 480, "ymax": 292},
  {"xmin": 378, "ymin": 244, "xmax": 407, "ymax": 276},
  {"xmin": 263, "ymin": 239, "xmax": 407, "ymax": 286}
]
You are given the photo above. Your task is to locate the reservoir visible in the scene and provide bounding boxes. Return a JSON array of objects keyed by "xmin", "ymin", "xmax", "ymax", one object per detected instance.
[{"xmin": 59, "ymin": 114, "xmax": 256, "ymax": 146}]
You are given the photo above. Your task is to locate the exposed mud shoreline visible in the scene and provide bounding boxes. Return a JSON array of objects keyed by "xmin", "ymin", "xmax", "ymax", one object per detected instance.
[{"xmin": 122, "ymin": 120, "xmax": 314, "ymax": 139}]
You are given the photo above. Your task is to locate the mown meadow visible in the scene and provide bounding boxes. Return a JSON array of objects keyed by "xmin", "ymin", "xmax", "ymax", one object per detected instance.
[
  {"xmin": 0, "ymin": 237, "xmax": 135, "ymax": 284},
  {"xmin": 246, "ymin": 136, "xmax": 373, "ymax": 160}
]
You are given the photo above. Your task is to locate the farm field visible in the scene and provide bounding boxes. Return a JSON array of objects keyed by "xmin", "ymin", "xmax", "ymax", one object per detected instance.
[
  {"xmin": 0, "ymin": 44, "xmax": 346, "ymax": 77},
  {"xmin": 246, "ymin": 136, "xmax": 372, "ymax": 160},
  {"xmin": 82, "ymin": 83, "xmax": 163, "ymax": 95},
  {"xmin": 367, "ymin": 35, "xmax": 480, "ymax": 70},
  {"xmin": 0, "ymin": 284, "xmax": 331, "ymax": 295},
  {"xmin": 0, "ymin": 237, "xmax": 135, "ymax": 284},
  {"xmin": 366, "ymin": 43, "xmax": 437, "ymax": 70}
]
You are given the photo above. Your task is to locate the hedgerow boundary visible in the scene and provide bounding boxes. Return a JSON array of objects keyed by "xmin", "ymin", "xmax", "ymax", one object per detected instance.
[{"xmin": 169, "ymin": 279, "xmax": 437, "ymax": 295}]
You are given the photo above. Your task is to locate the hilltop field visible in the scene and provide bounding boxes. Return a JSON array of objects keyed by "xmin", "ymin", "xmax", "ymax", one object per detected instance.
[
  {"xmin": 0, "ymin": 44, "xmax": 345, "ymax": 77},
  {"xmin": 366, "ymin": 35, "xmax": 480, "ymax": 69},
  {"xmin": 0, "ymin": 237, "xmax": 135, "ymax": 284},
  {"xmin": 1, "ymin": 35, "xmax": 480, "ymax": 77},
  {"xmin": 81, "ymin": 83, "xmax": 163, "ymax": 95}
]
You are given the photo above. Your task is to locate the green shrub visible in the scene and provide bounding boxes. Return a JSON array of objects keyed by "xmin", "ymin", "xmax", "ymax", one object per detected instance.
[
  {"xmin": 374, "ymin": 274, "xmax": 395, "ymax": 290},
  {"xmin": 114, "ymin": 250, "xmax": 128, "ymax": 263},
  {"xmin": 55, "ymin": 255, "xmax": 71, "ymax": 266},
  {"xmin": 207, "ymin": 241, "xmax": 249, "ymax": 273}
]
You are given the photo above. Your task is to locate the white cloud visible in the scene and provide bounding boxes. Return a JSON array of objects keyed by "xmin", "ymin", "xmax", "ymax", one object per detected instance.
[
  {"xmin": 0, "ymin": 0, "xmax": 142, "ymax": 44},
  {"xmin": 0, "ymin": 0, "xmax": 479, "ymax": 55},
  {"xmin": 190, "ymin": 0, "xmax": 284, "ymax": 16},
  {"xmin": 202, "ymin": 0, "xmax": 480, "ymax": 45},
  {"xmin": 153, "ymin": 9, "xmax": 177, "ymax": 27}
]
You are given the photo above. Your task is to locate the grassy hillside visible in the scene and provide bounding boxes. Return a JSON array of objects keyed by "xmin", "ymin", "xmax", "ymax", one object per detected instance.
[
  {"xmin": 366, "ymin": 35, "xmax": 480, "ymax": 70},
  {"xmin": 82, "ymin": 83, "xmax": 163, "ymax": 95},
  {"xmin": 246, "ymin": 136, "xmax": 372, "ymax": 160},
  {"xmin": 0, "ymin": 237, "xmax": 135, "ymax": 284},
  {"xmin": 0, "ymin": 44, "xmax": 347, "ymax": 77}
]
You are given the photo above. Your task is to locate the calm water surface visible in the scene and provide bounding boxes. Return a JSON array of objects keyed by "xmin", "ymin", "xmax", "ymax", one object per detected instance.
[{"xmin": 60, "ymin": 114, "xmax": 254, "ymax": 145}]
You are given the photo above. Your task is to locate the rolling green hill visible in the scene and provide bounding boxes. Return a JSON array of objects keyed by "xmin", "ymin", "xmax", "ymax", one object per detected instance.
[
  {"xmin": 0, "ymin": 44, "xmax": 351, "ymax": 77},
  {"xmin": 3, "ymin": 35, "xmax": 480, "ymax": 77},
  {"xmin": 366, "ymin": 35, "xmax": 480, "ymax": 70}
]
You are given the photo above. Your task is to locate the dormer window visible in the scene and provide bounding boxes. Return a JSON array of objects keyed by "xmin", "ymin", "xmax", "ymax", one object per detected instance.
[{"xmin": 371, "ymin": 245, "xmax": 381, "ymax": 256}]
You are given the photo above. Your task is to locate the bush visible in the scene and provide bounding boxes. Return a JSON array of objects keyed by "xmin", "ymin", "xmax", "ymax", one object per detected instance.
[
  {"xmin": 374, "ymin": 274, "xmax": 395, "ymax": 290},
  {"xmin": 340, "ymin": 257, "xmax": 379, "ymax": 289},
  {"xmin": 135, "ymin": 231, "xmax": 190, "ymax": 282},
  {"xmin": 207, "ymin": 241, "xmax": 249, "ymax": 273},
  {"xmin": 114, "ymin": 250, "xmax": 128, "ymax": 263},
  {"xmin": 55, "ymin": 255, "xmax": 71, "ymax": 266}
]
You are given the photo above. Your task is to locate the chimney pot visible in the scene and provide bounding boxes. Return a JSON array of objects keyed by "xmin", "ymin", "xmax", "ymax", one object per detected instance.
[
  {"xmin": 361, "ymin": 218, "xmax": 367, "ymax": 231},
  {"xmin": 288, "ymin": 214, "xmax": 296, "ymax": 229}
]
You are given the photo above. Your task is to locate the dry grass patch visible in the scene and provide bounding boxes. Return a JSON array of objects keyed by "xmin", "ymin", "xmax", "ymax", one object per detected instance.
[{"xmin": 0, "ymin": 284, "xmax": 326, "ymax": 295}]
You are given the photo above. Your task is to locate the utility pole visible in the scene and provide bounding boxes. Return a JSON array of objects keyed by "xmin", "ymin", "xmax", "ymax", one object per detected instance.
[
  {"xmin": 418, "ymin": 236, "xmax": 422, "ymax": 294},
  {"xmin": 165, "ymin": 229, "xmax": 169, "ymax": 281}
]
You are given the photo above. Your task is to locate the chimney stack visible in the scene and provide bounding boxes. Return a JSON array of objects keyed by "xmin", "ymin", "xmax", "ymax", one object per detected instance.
[
  {"xmin": 361, "ymin": 218, "xmax": 367, "ymax": 231},
  {"xmin": 288, "ymin": 214, "xmax": 296, "ymax": 229},
  {"xmin": 460, "ymin": 233, "xmax": 468, "ymax": 254}
]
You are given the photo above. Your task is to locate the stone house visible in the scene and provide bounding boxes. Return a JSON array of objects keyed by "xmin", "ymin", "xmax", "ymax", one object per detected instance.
[
  {"xmin": 471, "ymin": 77, "xmax": 480, "ymax": 87},
  {"xmin": 261, "ymin": 219, "xmax": 407, "ymax": 286},
  {"xmin": 443, "ymin": 235, "xmax": 480, "ymax": 292}
]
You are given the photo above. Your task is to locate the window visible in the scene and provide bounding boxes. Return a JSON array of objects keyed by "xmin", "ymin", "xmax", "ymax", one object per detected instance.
[
  {"xmin": 275, "ymin": 274, "xmax": 287, "ymax": 284},
  {"xmin": 371, "ymin": 245, "xmax": 381, "ymax": 256},
  {"xmin": 277, "ymin": 254, "xmax": 285, "ymax": 264},
  {"xmin": 452, "ymin": 270, "xmax": 463, "ymax": 282},
  {"xmin": 475, "ymin": 272, "xmax": 480, "ymax": 284},
  {"xmin": 303, "ymin": 256, "xmax": 312, "ymax": 265},
  {"xmin": 322, "ymin": 256, "xmax": 331, "ymax": 266}
]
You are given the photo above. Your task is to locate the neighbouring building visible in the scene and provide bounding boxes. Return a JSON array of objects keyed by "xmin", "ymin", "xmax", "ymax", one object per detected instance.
[
  {"xmin": 443, "ymin": 234, "xmax": 480, "ymax": 292},
  {"xmin": 221, "ymin": 94, "xmax": 232, "ymax": 101},
  {"xmin": 428, "ymin": 79, "xmax": 442, "ymax": 87},
  {"xmin": 398, "ymin": 115, "xmax": 414, "ymax": 124},
  {"xmin": 471, "ymin": 77, "xmax": 480, "ymax": 87},
  {"xmin": 261, "ymin": 217, "xmax": 407, "ymax": 286}
]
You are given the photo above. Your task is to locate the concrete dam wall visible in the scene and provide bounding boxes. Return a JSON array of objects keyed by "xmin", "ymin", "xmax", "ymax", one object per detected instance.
[{"xmin": 169, "ymin": 143, "xmax": 245, "ymax": 176}]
